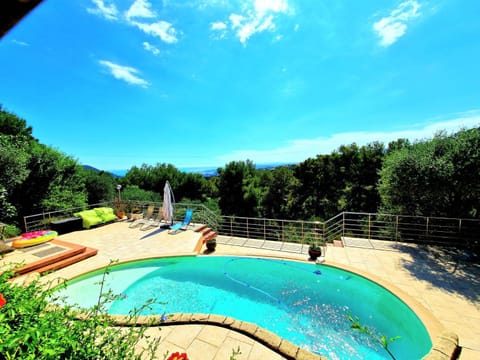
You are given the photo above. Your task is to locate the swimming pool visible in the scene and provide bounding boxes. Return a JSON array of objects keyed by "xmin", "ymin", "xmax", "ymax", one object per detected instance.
[{"xmin": 55, "ymin": 256, "xmax": 432, "ymax": 359}]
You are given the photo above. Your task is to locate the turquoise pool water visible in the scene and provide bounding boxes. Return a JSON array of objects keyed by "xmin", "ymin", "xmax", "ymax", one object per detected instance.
[{"xmin": 56, "ymin": 256, "xmax": 432, "ymax": 359}]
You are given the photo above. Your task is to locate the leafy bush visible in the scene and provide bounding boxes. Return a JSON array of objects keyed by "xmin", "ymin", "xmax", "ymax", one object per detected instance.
[
  {"xmin": 1, "ymin": 224, "xmax": 21, "ymax": 240},
  {"xmin": 0, "ymin": 265, "xmax": 161, "ymax": 359}
]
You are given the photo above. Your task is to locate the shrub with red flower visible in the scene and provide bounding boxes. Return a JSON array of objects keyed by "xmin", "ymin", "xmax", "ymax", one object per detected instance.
[
  {"xmin": 0, "ymin": 293, "xmax": 6, "ymax": 308},
  {"xmin": 166, "ymin": 352, "xmax": 189, "ymax": 360}
]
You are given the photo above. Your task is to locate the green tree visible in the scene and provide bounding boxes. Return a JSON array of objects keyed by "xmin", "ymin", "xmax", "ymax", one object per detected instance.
[
  {"xmin": 291, "ymin": 155, "xmax": 341, "ymax": 220},
  {"xmin": 84, "ymin": 169, "xmax": 116, "ymax": 204},
  {"xmin": 121, "ymin": 185, "xmax": 161, "ymax": 203},
  {"xmin": 0, "ymin": 107, "xmax": 35, "ymax": 222},
  {"xmin": 177, "ymin": 172, "xmax": 209, "ymax": 201},
  {"xmin": 291, "ymin": 142, "xmax": 386, "ymax": 220},
  {"xmin": 125, "ymin": 163, "xmax": 208, "ymax": 202},
  {"xmin": 0, "ymin": 136, "xmax": 30, "ymax": 222},
  {"xmin": 448, "ymin": 128, "xmax": 480, "ymax": 217},
  {"xmin": 0, "ymin": 104, "xmax": 34, "ymax": 140},
  {"xmin": 339, "ymin": 142, "xmax": 384, "ymax": 213},
  {"xmin": 11, "ymin": 142, "xmax": 87, "ymax": 218},
  {"xmin": 386, "ymin": 138, "xmax": 410, "ymax": 154},
  {"xmin": 261, "ymin": 166, "xmax": 297, "ymax": 219},
  {"xmin": 378, "ymin": 129, "xmax": 480, "ymax": 218},
  {"xmin": 217, "ymin": 160, "xmax": 261, "ymax": 217}
]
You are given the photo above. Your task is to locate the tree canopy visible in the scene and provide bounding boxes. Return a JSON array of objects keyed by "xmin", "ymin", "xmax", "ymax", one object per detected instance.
[
  {"xmin": 1, "ymin": 105, "xmax": 479, "ymax": 234},
  {"xmin": 379, "ymin": 128, "xmax": 480, "ymax": 218}
]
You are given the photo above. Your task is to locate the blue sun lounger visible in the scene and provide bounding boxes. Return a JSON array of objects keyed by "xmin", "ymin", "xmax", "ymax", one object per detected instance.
[{"xmin": 169, "ymin": 209, "xmax": 193, "ymax": 234}]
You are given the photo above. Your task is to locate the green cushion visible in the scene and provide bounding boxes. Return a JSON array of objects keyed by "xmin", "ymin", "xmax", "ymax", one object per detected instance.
[
  {"xmin": 94, "ymin": 207, "xmax": 117, "ymax": 222},
  {"xmin": 74, "ymin": 209, "xmax": 103, "ymax": 229}
]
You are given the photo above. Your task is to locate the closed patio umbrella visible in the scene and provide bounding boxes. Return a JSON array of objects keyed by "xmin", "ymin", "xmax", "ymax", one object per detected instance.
[{"xmin": 163, "ymin": 180, "xmax": 175, "ymax": 225}]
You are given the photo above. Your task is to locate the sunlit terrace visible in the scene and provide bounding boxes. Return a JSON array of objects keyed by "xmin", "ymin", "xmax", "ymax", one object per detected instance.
[{"xmin": 1, "ymin": 205, "xmax": 479, "ymax": 359}]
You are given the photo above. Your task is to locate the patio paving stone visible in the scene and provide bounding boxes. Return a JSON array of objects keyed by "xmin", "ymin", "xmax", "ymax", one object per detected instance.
[{"xmin": 2, "ymin": 221, "xmax": 478, "ymax": 359}]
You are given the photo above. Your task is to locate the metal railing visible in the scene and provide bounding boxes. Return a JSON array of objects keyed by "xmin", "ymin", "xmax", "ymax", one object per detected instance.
[
  {"xmin": 24, "ymin": 205, "xmax": 480, "ymax": 251},
  {"xmin": 209, "ymin": 211, "xmax": 479, "ymax": 250},
  {"xmin": 339, "ymin": 212, "xmax": 480, "ymax": 249},
  {"xmin": 175, "ymin": 202, "xmax": 220, "ymax": 231},
  {"xmin": 23, "ymin": 201, "xmax": 220, "ymax": 233},
  {"xmin": 23, "ymin": 202, "xmax": 110, "ymax": 232},
  {"xmin": 216, "ymin": 216, "xmax": 324, "ymax": 247}
]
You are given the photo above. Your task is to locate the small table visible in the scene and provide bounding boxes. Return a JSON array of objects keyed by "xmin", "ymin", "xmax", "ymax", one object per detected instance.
[{"xmin": 51, "ymin": 217, "xmax": 83, "ymax": 234}]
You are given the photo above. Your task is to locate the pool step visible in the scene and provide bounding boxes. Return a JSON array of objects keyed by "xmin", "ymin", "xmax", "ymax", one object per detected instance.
[
  {"xmin": 14, "ymin": 239, "xmax": 98, "ymax": 276},
  {"xmin": 195, "ymin": 224, "xmax": 208, "ymax": 233},
  {"xmin": 202, "ymin": 230, "xmax": 217, "ymax": 242},
  {"xmin": 34, "ymin": 247, "xmax": 98, "ymax": 275}
]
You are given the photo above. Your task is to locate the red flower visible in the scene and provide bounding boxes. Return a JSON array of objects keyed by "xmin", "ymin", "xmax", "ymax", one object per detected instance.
[
  {"xmin": 167, "ymin": 352, "xmax": 189, "ymax": 360},
  {"xmin": 0, "ymin": 293, "xmax": 6, "ymax": 308}
]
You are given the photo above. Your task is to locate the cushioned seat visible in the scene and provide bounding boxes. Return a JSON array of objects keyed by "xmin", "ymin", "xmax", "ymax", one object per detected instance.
[{"xmin": 74, "ymin": 207, "xmax": 117, "ymax": 229}]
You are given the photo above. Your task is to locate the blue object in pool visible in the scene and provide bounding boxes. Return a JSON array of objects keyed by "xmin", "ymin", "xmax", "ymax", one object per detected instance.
[{"xmin": 55, "ymin": 256, "xmax": 432, "ymax": 360}]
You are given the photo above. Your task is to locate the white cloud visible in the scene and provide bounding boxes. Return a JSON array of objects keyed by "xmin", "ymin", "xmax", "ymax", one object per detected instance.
[
  {"xmin": 229, "ymin": 12, "xmax": 276, "ymax": 44},
  {"xmin": 130, "ymin": 20, "xmax": 178, "ymax": 44},
  {"xmin": 143, "ymin": 41, "xmax": 160, "ymax": 55},
  {"xmin": 373, "ymin": 0, "xmax": 421, "ymax": 47},
  {"xmin": 217, "ymin": 111, "xmax": 480, "ymax": 164},
  {"xmin": 12, "ymin": 39, "xmax": 29, "ymax": 46},
  {"xmin": 99, "ymin": 60, "xmax": 150, "ymax": 88},
  {"xmin": 213, "ymin": 0, "xmax": 291, "ymax": 45},
  {"xmin": 211, "ymin": 21, "xmax": 227, "ymax": 31},
  {"xmin": 210, "ymin": 21, "xmax": 228, "ymax": 39},
  {"xmin": 125, "ymin": 0, "xmax": 156, "ymax": 20},
  {"xmin": 229, "ymin": 14, "xmax": 244, "ymax": 29},
  {"xmin": 87, "ymin": 0, "xmax": 179, "ymax": 46},
  {"xmin": 254, "ymin": 0, "xmax": 288, "ymax": 15},
  {"xmin": 87, "ymin": 0, "xmax": 119, "ymax": 21}
]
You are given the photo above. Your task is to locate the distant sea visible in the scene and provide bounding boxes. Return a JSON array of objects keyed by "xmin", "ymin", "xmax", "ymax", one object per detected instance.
[{"xmin": 109, "ymin": 163, "xmax": 293, "ymax": 178}]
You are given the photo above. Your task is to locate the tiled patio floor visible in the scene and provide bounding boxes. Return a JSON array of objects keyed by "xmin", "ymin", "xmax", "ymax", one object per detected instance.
[{"xmin": 2, "ymin": 221, "xmax": 479, "ymax": 359}]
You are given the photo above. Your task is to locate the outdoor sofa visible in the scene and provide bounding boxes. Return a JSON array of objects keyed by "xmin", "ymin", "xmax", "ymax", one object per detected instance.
[{"xmin": 74, "ymin": 207, "xmax": 117, "ymax": 229}]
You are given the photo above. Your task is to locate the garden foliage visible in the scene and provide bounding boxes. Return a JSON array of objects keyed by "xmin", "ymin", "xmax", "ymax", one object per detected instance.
[{"xmin": 0, "ymin": 265, "xmax": 161, "ymax": 360}]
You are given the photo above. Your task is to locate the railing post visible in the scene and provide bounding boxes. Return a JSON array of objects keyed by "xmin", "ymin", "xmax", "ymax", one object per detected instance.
[
  {"xmin": 458, "ymin": 219, "xmax": 462, "ymax": 246},
  {"xmin": 230, "ymin": 217, "xmax": 233, "ymax": 237},
  {"xmin": 246, "ymin": 217, "xmax": 249, "ymax": 239},
  {"xmin": 264, "ymin": 218, "xmax": 266, "ymax": 241},
  {"xmin": 368, "ymin": 214, "xmax": 372, "ymax": 240},
  {"xmin": 342, "ymin": 212, "xmax": 345, "ymax": 238},
  {"xmin": 395, "ymin": 215, "xmax": 399, "ymax": 242},
  {"xmin": 323, "ymin": 221, "xmax": 326, "ymax": 243},
  {"xmin": 301, "ymin": 221, "xmax": 304, "ymax": 244},
  {"xmin": 426, "ymin": 217, "xmax": 429, "ymax": 242}
]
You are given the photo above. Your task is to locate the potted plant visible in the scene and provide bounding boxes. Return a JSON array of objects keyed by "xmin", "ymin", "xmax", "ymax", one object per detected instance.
[
  {"xmin": 113, "ymin": 198, "xmax": 126, "ymax": 219},
  {"xmin": 206, "ymin": 238, "xmax": 217, "ymax": 252},
  {"xmin": 308, "ymin": 242, "xmax": 322, "ymax": 261},
  {"xmin": 126, "ymin": 201, "xmax": 142, "ymax": 220}
]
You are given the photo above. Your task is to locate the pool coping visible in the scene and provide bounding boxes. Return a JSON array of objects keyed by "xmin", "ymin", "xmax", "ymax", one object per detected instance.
[{"xmin": 47, "ymin": 253, "xmax": 460, "ymax": 360}]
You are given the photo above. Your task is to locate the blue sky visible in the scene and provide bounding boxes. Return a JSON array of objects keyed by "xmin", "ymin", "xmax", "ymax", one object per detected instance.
[{"xmin": 1, "ymin": 0, "xmax": 479, "ymax": 172}]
